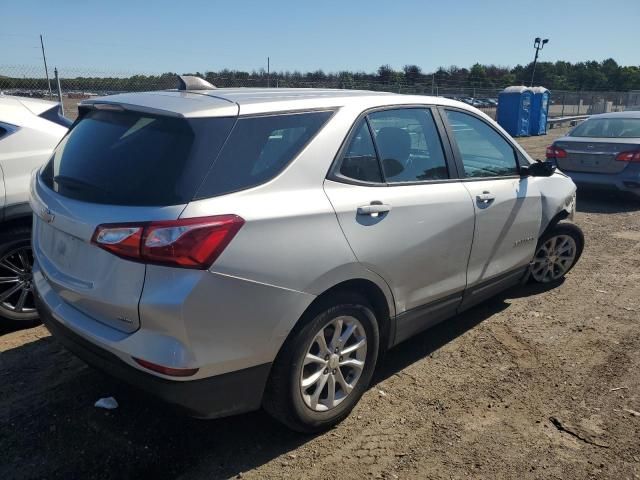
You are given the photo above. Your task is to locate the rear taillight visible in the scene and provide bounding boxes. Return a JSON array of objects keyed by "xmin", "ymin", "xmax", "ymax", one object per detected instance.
[
  {"xmin": 615, "ymin": 150, "xmax": 640, "ymax": 162},
  {"xmin": 546, "ymin": 145, "xmax": 567, "ymax": 159},
  {"xmin": 91, "ymin": 215, "xmax": 244, "ymax": 269}
]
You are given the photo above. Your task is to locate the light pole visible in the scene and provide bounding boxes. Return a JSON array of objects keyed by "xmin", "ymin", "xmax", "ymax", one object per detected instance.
[{"xmin": 530, "ymin": 37, "xmax": 549, "ymax": 87}]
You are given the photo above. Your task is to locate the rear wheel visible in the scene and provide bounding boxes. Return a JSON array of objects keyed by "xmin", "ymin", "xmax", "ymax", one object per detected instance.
[
  {"xmin": 0, "ymin": 227, "xmax": 39, "ymax": 324},
  {"xmin": 529, "ymin": 223, "xmax": 584, "ymax": 283},
  {"xmin": 263, "ymin": 292, "xmax": 379, "ymax": 433}
]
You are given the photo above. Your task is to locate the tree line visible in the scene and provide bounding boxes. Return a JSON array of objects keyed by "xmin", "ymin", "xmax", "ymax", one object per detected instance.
[{"xmin": 2, "ymin": 58, "xmax": 638, "ymax": 93}]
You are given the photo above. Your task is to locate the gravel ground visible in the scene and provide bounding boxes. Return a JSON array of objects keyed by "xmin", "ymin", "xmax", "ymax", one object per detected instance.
[{"xmin": 1, "ymin": 128, "xmax": 639, "ymax": 480}]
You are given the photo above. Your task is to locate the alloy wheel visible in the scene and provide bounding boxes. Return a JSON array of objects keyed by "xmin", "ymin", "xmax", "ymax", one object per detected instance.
[
  {"xmin": 530, "ymin": 234, "xmax": 577, "ymax": 283},
  {"xmin": 300, "ymin": 315, "xmax": 368, "ymax": 412},
  {"xmin": 0, "ymin": 245, "xmax": 36, "ymax": 317}
]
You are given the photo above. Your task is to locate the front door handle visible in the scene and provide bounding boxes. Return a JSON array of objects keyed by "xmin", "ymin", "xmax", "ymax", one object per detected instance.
[
  {"xmin": 357, "ymin": 202, "xmax": 391, "ymax": 216},
  {"xmin": 476, "ymin": 192, "xmax": 496, "ymax": 203}
]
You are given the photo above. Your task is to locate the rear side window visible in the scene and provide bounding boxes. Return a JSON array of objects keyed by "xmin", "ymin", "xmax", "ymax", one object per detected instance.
[
  {"xmin": 367, "ymin": 108, "xmax": 448, "ymax": 182},
  {"xmin": 339, "ymin": 120, "xmax": 383, "ymax": 183},
  {"xmin": 41, "ymin": 110, "xmax": 235, "ymax": 206},
  {"xmin": 196, "ymin": 111, "xmax": 333, "ymax": 199}
]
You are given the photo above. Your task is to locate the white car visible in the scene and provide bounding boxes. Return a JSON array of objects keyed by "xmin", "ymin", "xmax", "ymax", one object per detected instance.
[{"xmin": 0, "ymin": 95, "xmax": 69, "ymax": 323}]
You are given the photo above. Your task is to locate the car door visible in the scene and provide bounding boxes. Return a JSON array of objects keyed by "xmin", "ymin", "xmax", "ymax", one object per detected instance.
[
  {"xmin": 324, "ymin": 107, "xmax": 476, "ymax": 343},
  {"xmin": 440, "ymin": 108, "xmax": 542, "ymax": 308}
]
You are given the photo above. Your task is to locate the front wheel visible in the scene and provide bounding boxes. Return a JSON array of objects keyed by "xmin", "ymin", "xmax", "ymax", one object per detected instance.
[
  {"xmin": 263, "ymin": 292, "xmax": 379, "ymax": 433},
  {"xmin": 529, "ymin": 222, "xmax": 584, "ymax": 283}
]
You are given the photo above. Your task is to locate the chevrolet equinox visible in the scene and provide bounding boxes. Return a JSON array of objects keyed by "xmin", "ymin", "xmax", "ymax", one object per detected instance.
[{"xmin": 31, "ymin": 77, "xmax": 583, "ymax": 432}]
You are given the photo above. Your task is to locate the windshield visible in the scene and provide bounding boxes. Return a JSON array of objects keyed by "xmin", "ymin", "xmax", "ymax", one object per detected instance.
[{"xmin": 570, "ymin": 118, "xmax": 640, "ymax": 138}]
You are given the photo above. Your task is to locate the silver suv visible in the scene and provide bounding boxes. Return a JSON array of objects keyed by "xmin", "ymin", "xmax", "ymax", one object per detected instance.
[{"xmin": 31, "ymin": 78, "xmax": 583, "ymax": 432}]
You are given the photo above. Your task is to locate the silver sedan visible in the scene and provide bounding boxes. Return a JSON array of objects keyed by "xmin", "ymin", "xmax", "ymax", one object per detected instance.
[{"xmin": 547, "ymin": 111, "xmax": 640, "ymax": 198}]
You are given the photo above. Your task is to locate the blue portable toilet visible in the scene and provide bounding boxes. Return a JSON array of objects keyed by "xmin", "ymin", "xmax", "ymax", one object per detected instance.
[
  {"xmin": 497, "ymin": 86, "xmax": 533, "ymax": 137},
  {"xmin": 530, "ymin": 86, "xmax": 550, "ymax": 135}
]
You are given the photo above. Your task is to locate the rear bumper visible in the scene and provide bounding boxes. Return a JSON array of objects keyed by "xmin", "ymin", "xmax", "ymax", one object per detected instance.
[
  {"xmin": 36, "ymin": 290, "xmax": 272, "ymax": 418},
  {"xmin": 560, "ymin": 164, "xmax": 640, "ymax": 196}
]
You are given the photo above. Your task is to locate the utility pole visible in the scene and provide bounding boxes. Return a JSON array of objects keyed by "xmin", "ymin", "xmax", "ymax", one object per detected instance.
[
  {"xmin": 530, "ymin": 37, "xmax": 549, "ymax": 87},
  {"xmin": 40, "ymin": 34, "xmax": 52, "ymax": 97},
  {"xmin": 54, "ymin": 68, "xmax": 64, "ymax": 116},
  {"xmin": 267, "ymin": 56, "xmax": 270, "ymax": 88},
  {"xmin": 431, "ymin": 73, "xmax": 435, "ymax": 95}
]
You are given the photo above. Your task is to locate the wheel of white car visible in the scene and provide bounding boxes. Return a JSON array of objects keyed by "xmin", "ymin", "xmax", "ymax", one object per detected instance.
[
  {"xmin": 529, "ymin": 223, "xmax": 584, "ymax": 284},
  {"xmin": 263, "ymin": 292, "xmax": 379, "ymax": 433},
  {"xmin": 0, "ymin": 226, "xmax": 40, "ymax": 324}
]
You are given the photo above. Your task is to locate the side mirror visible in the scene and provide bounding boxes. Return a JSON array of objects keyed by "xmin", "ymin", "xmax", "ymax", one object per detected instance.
[{"xmin": 520, "ymin": 160, "xmax": 556, "ymax": 177}]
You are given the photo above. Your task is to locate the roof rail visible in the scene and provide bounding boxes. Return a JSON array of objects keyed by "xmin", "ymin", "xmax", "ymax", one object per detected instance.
[{"xmin": 177, "ymin": 75, "xmax": 216, "ymax": 91}]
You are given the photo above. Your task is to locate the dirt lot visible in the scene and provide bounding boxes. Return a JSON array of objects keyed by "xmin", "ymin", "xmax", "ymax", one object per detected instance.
[{"xmin": 1, "ymin": 128, "xmax": 639, "ymax": 480}]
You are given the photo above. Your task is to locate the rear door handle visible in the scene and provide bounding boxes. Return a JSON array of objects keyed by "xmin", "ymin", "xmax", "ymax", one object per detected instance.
[
  {"xmin": 357, "ymin": 202, "xmax": 391, "ymax": 216},
  {"xmin": 476, "ymin": 192, "xmax": 496, "ymax": 203}
]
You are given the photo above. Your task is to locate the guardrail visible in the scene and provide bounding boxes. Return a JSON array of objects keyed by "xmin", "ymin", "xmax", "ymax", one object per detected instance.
[{"xmin": 547, "ymin": 115, "xmax": 590, "ymax": 129}]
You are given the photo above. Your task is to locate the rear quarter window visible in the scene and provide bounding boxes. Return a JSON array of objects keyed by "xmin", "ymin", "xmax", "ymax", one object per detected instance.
[{"xmin": 195, "ymin": 110, "xmax": 334, "ymax": 199}]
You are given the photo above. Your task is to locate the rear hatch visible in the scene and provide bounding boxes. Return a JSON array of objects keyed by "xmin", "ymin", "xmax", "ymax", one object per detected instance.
[
  {"xmin": 32, "ymin": 105, "xmax": 236, "ymax": 333},
  {"xmin": 555, "ymin": 138, "xmax": 637, "ymax": 174}
]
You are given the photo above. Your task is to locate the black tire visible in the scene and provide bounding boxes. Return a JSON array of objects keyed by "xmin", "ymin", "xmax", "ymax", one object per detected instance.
[
  {"xmin": 263, "ymin": 292, "xmax": 380, "ymax": 433},
  {"xmin": 0, "ymin": 226, "xmax": 39, "ymax": 324},
  {"xmin": 529, "ymin": 222, "xmax": 584, "ymax": 284}
]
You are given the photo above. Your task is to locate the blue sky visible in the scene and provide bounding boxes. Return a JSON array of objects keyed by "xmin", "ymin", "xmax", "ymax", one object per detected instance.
[{"xmin": 1, "ymin": 0, "xmax": 638, "ymax": 74}]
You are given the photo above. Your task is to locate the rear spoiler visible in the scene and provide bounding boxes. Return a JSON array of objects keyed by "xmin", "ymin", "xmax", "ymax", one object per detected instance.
[{"xmin": 77, "ymin": 101, "xmax": 183, "ymax": 118}]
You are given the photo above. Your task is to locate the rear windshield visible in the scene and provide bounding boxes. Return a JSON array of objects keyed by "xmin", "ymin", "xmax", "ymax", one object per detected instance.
[
  {"xmin": 570, "ymin": 118, "xmax": 640, "ymax": 138},
  {"xmin": 41, "ymin": 109, "xmax": 235, "ymax": 206},
  {"xmin": 195, "ymin": 110, "xmax": 334, "ymax": 199}
]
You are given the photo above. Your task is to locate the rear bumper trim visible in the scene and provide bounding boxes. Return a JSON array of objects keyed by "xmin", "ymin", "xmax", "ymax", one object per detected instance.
[{"xmin": 36, "ymin": 292, "xmax": 271, "ymax": 419}]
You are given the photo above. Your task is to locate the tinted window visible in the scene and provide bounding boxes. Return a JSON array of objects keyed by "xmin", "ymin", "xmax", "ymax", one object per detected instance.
[
  {"xmin": 339, "ymin": 120, "xmax": 383, "ymax": 183},
  {"xmin": 368, "ymin": 109, "xmax": 448, "ymax": 182},
  {"xmin": 445, "ymin": 110, "xmax": 518, "ymax": 178},
  {"xmin": 41, "ymin": 109, "xmax": 235, "ymax": 205},
  {"xmin": 570, "ymin": 118, "xmax": 640, "ymax": 138},
  {"xmin": 196, "ymin": 111, "xmax": 333, "ymax": 198},
  {"xmin": 0, "ymin": 122, "xmax": 17, "ymax": 140}
]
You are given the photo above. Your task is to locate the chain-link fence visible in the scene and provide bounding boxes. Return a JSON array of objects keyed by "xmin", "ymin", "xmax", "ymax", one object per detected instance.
[{"xmin": 2, "ymin": 64, "xmax": 639, "ymax": 121}]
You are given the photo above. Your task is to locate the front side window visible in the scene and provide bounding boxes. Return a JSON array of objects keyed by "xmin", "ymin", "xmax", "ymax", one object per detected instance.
[
  {"xmin": 339, "ymin": 120, "xmax": 383, "ymax": 183},
  {"xmin": 196, "ymin": 110, "xmax": 333, "ymax": 198},
  {"xmin": 367, "ymin": 108, "xmax": 448, "ymax": 182},
  {"xmin": 445, "ymin": 110, "xmax": 519, "ymax": 178}
]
